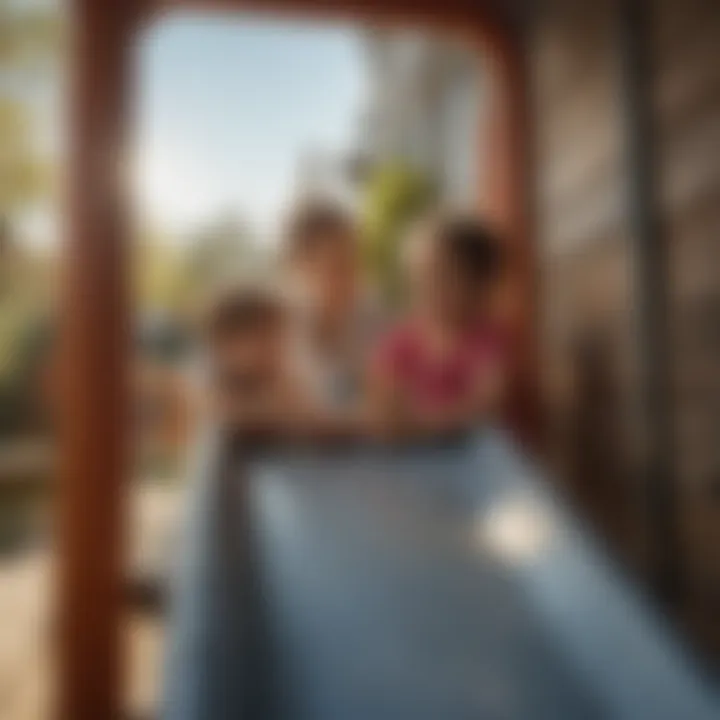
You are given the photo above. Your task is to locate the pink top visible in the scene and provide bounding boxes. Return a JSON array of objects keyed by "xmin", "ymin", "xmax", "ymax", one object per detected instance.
[{"xmin": 374, "ymin": 320, "xmax": 505, "ymax": 413}]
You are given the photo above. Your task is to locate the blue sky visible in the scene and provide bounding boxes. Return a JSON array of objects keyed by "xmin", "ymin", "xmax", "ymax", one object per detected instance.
[{"xmin": 135, "ymin": 15, "xmax": 366, "ymax": 240}]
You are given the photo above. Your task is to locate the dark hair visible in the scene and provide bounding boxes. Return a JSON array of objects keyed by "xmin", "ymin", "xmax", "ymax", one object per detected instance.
[
  {"xmin": 437, "ymin": 216, "xmax": 505, "ymax": 285},
  {"xmin": 283, "ymin": 199, "xmax": 356, "ymax": 260},
  {"xmin": 203, "ymin": 285, "xmax": 285, "ymax": 342}
]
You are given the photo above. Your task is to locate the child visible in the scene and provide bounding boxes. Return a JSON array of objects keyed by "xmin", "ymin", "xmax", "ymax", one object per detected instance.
[
  {"xmin": 200, "ymin": 281, "xmax": 364, "ymax": 442},
  {"xmin": 282, "ymin": 199, "xmax": 381, "ymax": 412},
  {"xmin": 369, "ymin": 214, "xmax": 506, "ymax": 439},
  {"xmin": 199, "ymin": 282, "xmax": 307, "ymax": 438}
]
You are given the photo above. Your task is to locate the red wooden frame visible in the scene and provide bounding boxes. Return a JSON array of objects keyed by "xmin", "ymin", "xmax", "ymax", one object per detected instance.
[{"xmin": 59, "ymin": 1, "xmax": 535, "ymax": 718}]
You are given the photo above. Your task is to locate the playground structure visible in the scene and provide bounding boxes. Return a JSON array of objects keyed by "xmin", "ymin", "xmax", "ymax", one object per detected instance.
[
  {"xmin": 61, "ymin": 3, "xmax": 532, "ymax": 717},
  {"xmin": 58, "ymin": 0, "xmax": 719, "ymax": 718}
]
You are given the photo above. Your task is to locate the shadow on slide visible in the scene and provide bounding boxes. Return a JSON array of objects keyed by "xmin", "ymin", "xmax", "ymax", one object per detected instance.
[{"xmin": 163, "ymin": 429, "xmax": 718, "ymax": 720}]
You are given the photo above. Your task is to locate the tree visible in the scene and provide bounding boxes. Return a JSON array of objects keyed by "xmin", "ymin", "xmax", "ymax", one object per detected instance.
[
  {"xmin": 0, "ymin": 98, "xmax": 52, "ymax": 215},
  {"xmin": 0, "ymin": 0, "xmax": 61, "ymax": 219},
  {"xmin": 0, "ymin": 0, "xmax": 61, "ymax": 71},
  {"xmin": 0, "ymin": 0, "xmax": 62, "ymax": 437},
  {"xmin": 135, "ymin": 225, "xmax": 185, "ymax": 314},
  {"xmin": 362, "ymin": 160, "xmax": 436, "ymax": 301},
  {"xmin": 135, "ymin": 215, "xmax": 270, "ymax": 322},
  {"xmin": 179, "ymin": 215, "xmax": 269, "ymax": 305}
]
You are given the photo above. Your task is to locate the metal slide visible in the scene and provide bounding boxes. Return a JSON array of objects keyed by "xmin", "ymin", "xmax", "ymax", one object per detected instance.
[{"xmin": 163, "ymin": 430, "xmax": 718, "ymax": 720}]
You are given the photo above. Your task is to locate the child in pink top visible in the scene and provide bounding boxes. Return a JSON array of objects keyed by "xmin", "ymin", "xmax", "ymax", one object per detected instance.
[{"xmin": 370, "ymin": 214, "xmax": 507, "ymax": 439}]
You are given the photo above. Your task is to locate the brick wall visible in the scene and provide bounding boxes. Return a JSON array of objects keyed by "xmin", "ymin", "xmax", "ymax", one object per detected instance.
[
  {"xmin": 652, "ymin": 0, "xmax": 720, "ymax": 658},
  {"xmin": 531, "ymin": 0, "xmax": 720, "ymax": 661},
  {"xmin": 532, "ymin": 0, "xmax": 639, "ymax": 554}
]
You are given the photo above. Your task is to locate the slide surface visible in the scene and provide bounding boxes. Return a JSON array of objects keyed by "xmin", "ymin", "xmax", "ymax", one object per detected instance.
[{"xmin": 163, "ymin": 431, "xmax": 717, "ymax": 720}]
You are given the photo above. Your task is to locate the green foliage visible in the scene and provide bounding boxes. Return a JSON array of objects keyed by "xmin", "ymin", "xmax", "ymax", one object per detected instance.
[
  {"xmin": 0, "ymin": 0, "xmax": 62, "ymax": 71},
  {"xmin": 135, "ymin": 226, "xmax": 185, "ymax": 314},
  {"xmin": 0, "ymin": 235, "xmax": 55, "ymax": 383},
  {"xmin": 0, "ymin": 0, "xmax": 61, "ymax": 219},
  {"xmin": 0, "ymin": 307, "xmax": 50, "ymax": 436},
  {"xmin": 362, "ymin": 161, "xmax": 436, "ymax": 301},
  {"xmin": 135, "ymin": 216, "xmax": 270, "ymax": 321},
  {"xmin": 0, "ymin": 2, "xmax": 69, "ymax": 438},
  {"xmin": 0, "ymin": 98, "xmax": 52, "ymax": 214}
]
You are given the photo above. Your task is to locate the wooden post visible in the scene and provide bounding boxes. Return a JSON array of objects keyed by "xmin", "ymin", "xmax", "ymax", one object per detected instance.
[
  {"xmin": 57, "ymin": 1, "xmax": 137, "ymax": 718},
  {"xmin": 481, "ymin": 24, "xmax": 540, "ymax": 445}
]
